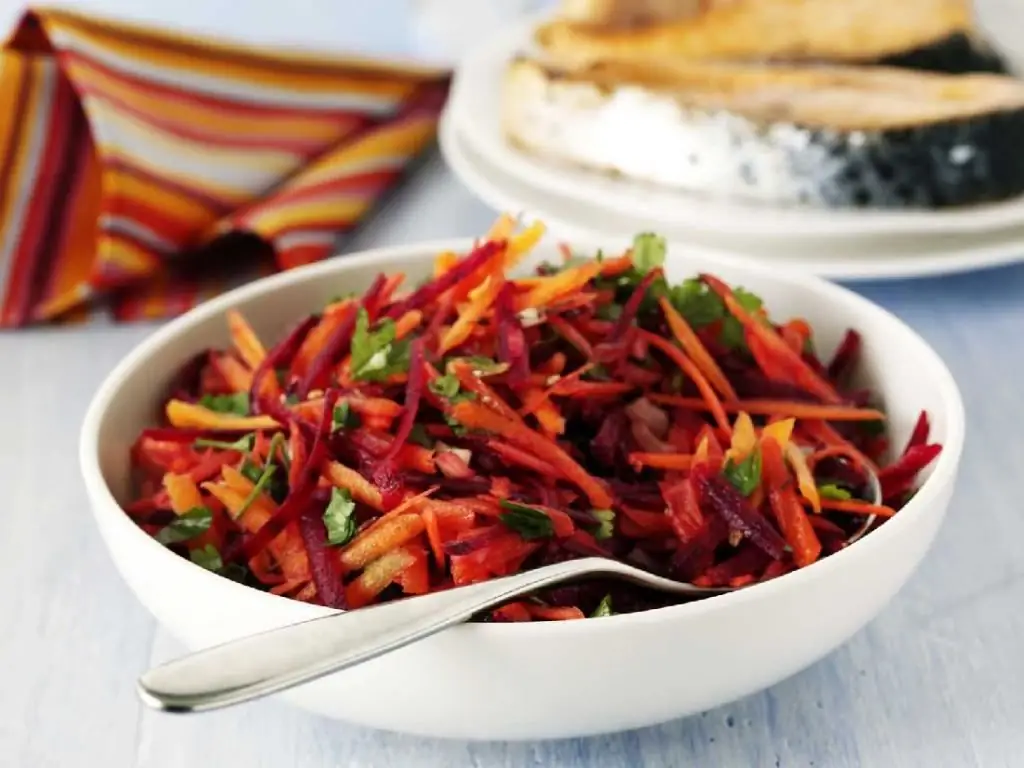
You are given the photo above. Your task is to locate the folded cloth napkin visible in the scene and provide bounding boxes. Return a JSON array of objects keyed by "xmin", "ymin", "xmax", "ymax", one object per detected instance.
[{"xmin": 0, "ymin": 9, "xmax": 449, "ymax": 327}]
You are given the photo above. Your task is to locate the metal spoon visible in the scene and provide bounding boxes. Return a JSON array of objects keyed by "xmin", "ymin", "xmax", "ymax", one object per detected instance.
[{"xmin": 138, "ymin": 468, "xmax": 883, "ymax": 714}]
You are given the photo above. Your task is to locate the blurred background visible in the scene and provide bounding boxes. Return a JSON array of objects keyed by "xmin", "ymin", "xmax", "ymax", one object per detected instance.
[{"xmin": 3, "ymin": 0, "xmax": 1020, "ymax": 72}]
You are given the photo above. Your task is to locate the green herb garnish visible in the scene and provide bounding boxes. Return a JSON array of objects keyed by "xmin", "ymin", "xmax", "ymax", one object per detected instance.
[
  {"xmin": 591, "ymin": 509, "xmax": 615, "ymax": 540},
  {"xmin": 719, "ymin": 288, "xmax": 765, "ymax": 350},
  {"xmin": 350, "ymin": 308, "xmax": 411, "ymax": 382},
  {"xmin": 498, "ymin": 500, "xmax": 555, "ymax": 540},
  {"xmin": 722, "ymin": 449, "xmax": 762, "ymax": 497},
  {"xmin": 323, "ymin": 487, "xmax": 357, "ymax": 546},
  {"xmin": 155, "ymin": 506, "xmax": 213, "ymax": 545},
  {"xmin": 234, "ymin": 433, "xmax": 286, "ymax": 519},
  {"xmin": 429, "ymin": 374, "xmax": 461, "ymax": 399},
  {"xmin": 818, "ymin": 483, "xmax": 852, "ymax": 501},
  {"xmin": 193, "ymin": 434, "xmax": 254, "ymax": 452},
  {"xmin": 454, "ymin": 356, "xmax": 507, "ymax": 376},
  {"xmin": 332, "ymin": 401, "xmax": 359, "ymax": 432},
  {"xmin": 239, "ymin": 459, "xmax": 263, "ymax": 485},
  {"xmin": 631, "ymin": 232, "xmax": 666, "ymax": 274},
  {"xmin": 198, "ymin": 392, "xmax": 249, "ymax": 416},
  {"xmin": 668, "ymin": 278, "xmax": 724, "ymax": 328},
  {"xmin": 189, "ymin": 543, "xmax": 224, "ymax": 572},
  {"xmin": 591, "ymin": 594, "xmax": 614, "ymax": 618}
]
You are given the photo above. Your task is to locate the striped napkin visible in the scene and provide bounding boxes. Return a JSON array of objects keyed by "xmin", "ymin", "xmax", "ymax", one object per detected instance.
[{"xmin": 0, "ymin": 9, "xmax": 449, "ymax": 327}]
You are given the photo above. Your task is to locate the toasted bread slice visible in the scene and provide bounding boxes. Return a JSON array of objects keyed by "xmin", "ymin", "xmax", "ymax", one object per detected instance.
[
  {"xmin": 538, "ymin": 0, "xmax": 1004, "ymax": 74},
  {"xmin": 501, "ymin": 57, "xmax": 1024, "ymax": 208}
]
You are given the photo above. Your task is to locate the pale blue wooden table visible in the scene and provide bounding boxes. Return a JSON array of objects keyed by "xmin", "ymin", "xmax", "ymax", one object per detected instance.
[{"xmin": 3, "ymin": 3, "xmax": 1024, "ymax": 766}]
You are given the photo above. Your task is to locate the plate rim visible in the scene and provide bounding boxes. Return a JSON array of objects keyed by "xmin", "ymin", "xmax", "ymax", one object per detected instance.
[
  {"xmin": 448, "ymin": 16, "xmax": 1024, "ymax": 240},
  {"xmin": 441, "ymin": 109, "xmax": 1024, "ymax": 281}
]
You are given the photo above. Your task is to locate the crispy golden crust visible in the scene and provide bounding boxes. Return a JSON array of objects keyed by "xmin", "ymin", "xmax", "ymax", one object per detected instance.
[
  {"xmin": 503, "ymin": 56, "xmax": 1024, "ymax": 132},
  {"xmin": 537, "ymin": 0, "xmax": 975, "ymax": 68}
]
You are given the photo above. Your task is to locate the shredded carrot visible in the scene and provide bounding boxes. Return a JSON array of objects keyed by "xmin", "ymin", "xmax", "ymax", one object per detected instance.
[
  {"xmin": 526, "ymin": 605, "xmax": 586, "ymax": 621},
  {"xmin": 127, "ymin": 215, "xmax": 941, "ymax": 617},
  {"xmin": 640, "ymin": 331, "xmax": 732, "ymax": 435},
  {"xmin": 439, "ymin": 259, "xmax": 505, "ymax": 354},
  {"xmin": 165, "ymin": 400, "xmax": 279, "ymax": 431},
  {"xmin": 647, "ymin": 395, "xmax": 885, "ymax": 422},
  {"xmin": 629, "ymin": 453, "xmax": 693, "ymax": 471},
  {"xmin": 451, "ymin": 400, "xmax": 612, "ymax": 508},
  {"xmin": 516, "ymin": 260, "xmax": 604, "ymax": 311},
  {"xmin": 702, "ymin": 274, "xmax": 842, "ymax": 405},
  {"xmin": 819, "ymin": 499, "xmax": 897, "ymax": 517},
  {"xmin": 211, "ymin": 353, "xmax": 254, "ymax": 392},
  {"xmin": 162, "ymin": 473, "xmax": 204, "ymax": 515},
  {"xmin": 394, "ymin": 309, "xmax": 423, "ymax": 340},
  {"xmin": 324, "ymin": 461, "xmax": 384, "ymax": 511},
  {"xmin": 226, "ymin": 309, "xmax": 266, "ymax": 369},
  {"xmin": 659, "ymin": 296, "xmax": 738, "ymax": 401},
  {"xmin": 340, "ymin": 514, "xmax": 426, "ymax": 572}
]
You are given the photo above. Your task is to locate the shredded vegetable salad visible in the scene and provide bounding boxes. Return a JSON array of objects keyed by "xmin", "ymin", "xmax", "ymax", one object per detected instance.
[{"xmin": 126, "ymin": 217, "xmax": 942, "ymax": 620}]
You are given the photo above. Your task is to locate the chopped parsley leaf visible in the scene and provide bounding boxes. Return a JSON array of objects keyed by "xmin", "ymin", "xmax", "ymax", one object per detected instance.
[
  {"xmin": 155, "ymin": 506, "xmax": 212, "ymax": 545},
  {"xmin": 323, "ymin": 487, "xmax": 358, "ymax": 546},
  {"xmin": 498, "ymin": 500, "xmax": 555, "ymax": 540}
]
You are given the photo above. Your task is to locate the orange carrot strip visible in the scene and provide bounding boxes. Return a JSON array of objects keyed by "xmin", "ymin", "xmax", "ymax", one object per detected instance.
[
  {"xmin": 801, "ymin": 420, "xmax": 879, "ymax": 473},
  {"xmin": 780, "ymin": 319, "xmax": 811, "ymax": 355},
  {"xmin": 450, "ymin": 361, "xmax": 524, "ymax": 425},
  {"xmin": 701, "ymin": 274, "xmax": 841, "ymax": 404},
  {"xmin": 485, "ymin": 213, "xmax": 517, "ymax": 241},
  {"xmin": 640, "ymin": 331, "xmax": 731, "ymax": 435},
  {"xmin": 771, "ymin": 485, "xmax": 822, "ymax": 568},
  {"xmin": 506, "ymin": 221, "xmax": 546, "ymax": 269},
  {"xmin": 339, "ymin": 514, "xmax": 426, "ymax": 572},
  {"xmin": 211, "ymin": 353, "xmax": 254, "ymax": 392},
  {"xmin": 725, "ymin": 412, "xmax": 757, "ymax": 464},
  {"xmin": 451, "ymin": 400, "xmax": 613, "ymax": 508},
  {"xmin": 519, "ymin": 387, "xmax": 566, "ymax": 436},
  {"xmin": 628, "ymin": 453, "xmax": 693, "ymax": 471},
  {"xmin": 324, "ymin": 461, "xmax": 384, "ymax": 511},
  {"xmin": 659, "ymin": 296, "xmax": 738, "ymax": 401},
  {"xmin": 818, "ymin": 499, "xmax": 897, "ymax": 517},
  {"xmin": 647, "ymin": 395, "xmax": 885, "ymax": 422},
  {"xmin": 494, "ymin": 602, "xmax": 533, "ymax": 622},
  {"xmin": 760, "ymin": 418, "xmax": 796, "ymax": 452},
  {"xmin": 165, "ymin": 400, "xmax": 279, "ymax": 431},
  {"xmin": 394, "ymin": 309, "xmax": 423, "ymax": 340},
  {"xmin": 785, "ymin": 442, "xmax": 821, "ymax": 514},
  {"xmin": 434, "ymin": 250, "xmax": 459, "ymax": 277},
  {"xmin": 421, "ymin": 504, "xmax": 445, "ymax": 566},
  {"xmin": 526, "ymin": 605, "xmax": 586, "ymax": 621},
  {"xmin": 226, "ymin": 309, "xmax": 266, "ymax": 369},
  {"xmin": 516, "ymin": 260, "xmax": 603, "ymax": 311},
  {"xmin": 440, "ymin": 260, "xmax": 505, "ymax": 354},
  {"xmin": 598, "ymin": 254, "xmax": 634, "ymax": 276},
  {"xmin": 162, "ymin": 473, "xmax": 204, "ymax": 515},
  {"xmin": 345, "ymin": 547, "xmax": 419, "ymax": 608}
]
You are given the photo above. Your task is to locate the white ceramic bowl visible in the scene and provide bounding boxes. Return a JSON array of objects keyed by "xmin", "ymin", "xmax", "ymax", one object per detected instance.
[{"xmin": 80, "ymin": 238, "xmax": 965, "ymax": 741}]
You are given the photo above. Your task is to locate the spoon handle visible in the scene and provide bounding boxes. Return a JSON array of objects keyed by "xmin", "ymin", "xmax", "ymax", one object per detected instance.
[{"xmin": 138, "ymin": 557, "xmax": 614, "ymax": 713}]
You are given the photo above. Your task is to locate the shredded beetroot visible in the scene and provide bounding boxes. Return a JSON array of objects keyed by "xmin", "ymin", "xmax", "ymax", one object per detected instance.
[
  {"xmin": 827, "ymin": 330, "xmax": 862, "ymax": 382},
  {"xmin": 298, "ymin": 492, "xmax": 348, "ymax": 609},
  {"xmin": 127, "ymin": 220, "xmax": 942, "ymax": 619},
  {"xmin": 495, "ymin": 282, "xmax": 530, "ymax": 387}
]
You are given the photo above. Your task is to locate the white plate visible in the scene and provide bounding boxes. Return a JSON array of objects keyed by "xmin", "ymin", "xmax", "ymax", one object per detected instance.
[
  {"xmin": 441, "ymin": 110, "xmax": 1024, "ymax": 280},
  {"xmin": 448, "ymin": 17, "xmax": 1024, "ymax": 240}
]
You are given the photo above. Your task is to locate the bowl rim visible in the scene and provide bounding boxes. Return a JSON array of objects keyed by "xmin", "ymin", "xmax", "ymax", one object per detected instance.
[{"xmin": 79, "ymin": 237, "xmax": 966, "ymax": 635}]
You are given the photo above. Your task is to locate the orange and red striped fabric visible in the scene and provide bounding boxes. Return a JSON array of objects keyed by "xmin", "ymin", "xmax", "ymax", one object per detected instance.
[{"xmin": 0, "ymin": 9, "xmax": 449, "ymax": 327}]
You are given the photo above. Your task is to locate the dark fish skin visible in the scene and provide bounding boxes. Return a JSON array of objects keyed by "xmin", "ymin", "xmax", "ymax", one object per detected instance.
[
  {"xmin": 777, "ymin": 109, "xmax": 1024, "ymax": 208},
  {"xmin": 877, "ymin": 32, "xmax": 1009, "ymax": 75}
]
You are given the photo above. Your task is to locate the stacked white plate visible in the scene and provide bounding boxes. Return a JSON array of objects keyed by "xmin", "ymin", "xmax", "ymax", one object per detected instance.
[{"xmin": 440, "ymin": 15, "xmax": 1024, "ymax": 281}]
